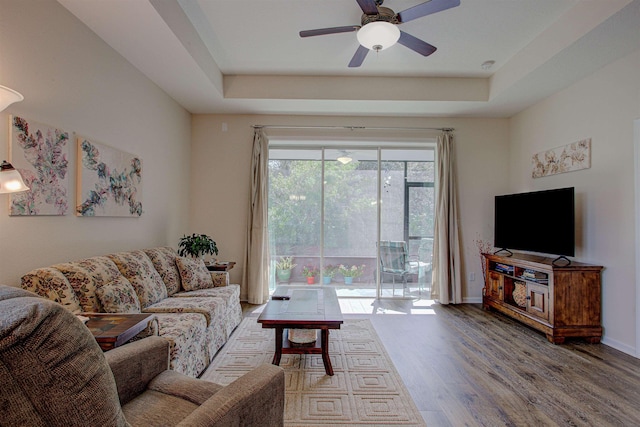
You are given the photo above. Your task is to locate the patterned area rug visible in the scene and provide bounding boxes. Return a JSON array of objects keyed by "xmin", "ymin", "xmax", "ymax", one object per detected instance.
[{"xmin": 202, "ymin": 318, "xmax": 425, "ymax": 426}]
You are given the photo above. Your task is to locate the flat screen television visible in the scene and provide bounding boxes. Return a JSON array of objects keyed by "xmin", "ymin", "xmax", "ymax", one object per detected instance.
[{"xmin": 494, "ymin": 187, "xmax": 575, "ymax": 257}]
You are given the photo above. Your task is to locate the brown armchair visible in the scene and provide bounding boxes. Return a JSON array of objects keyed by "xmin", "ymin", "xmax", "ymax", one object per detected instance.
[{"xmin": 0, "ymin": 285, "xmax": 284, "ymax": 427}]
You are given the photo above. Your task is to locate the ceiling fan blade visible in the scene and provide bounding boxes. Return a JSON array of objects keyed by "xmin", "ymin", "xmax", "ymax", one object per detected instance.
[
  {"xmin": 356, "ymin": 0, "xmax": 379, "ymax": 15},
  {"xmin": 398, "ymin": 31, "xmax": 437, "ymax": 56},
  {"xmin": 397, "ymin": 0, "xmax": 461, "ymax": 23},
  {"xmin": 348, "ymin": 45, "xmax": 369, "ymax": 68},
  {"xmin": 300, "ymin": 26, "xmax": 360, "ymax": 38}
]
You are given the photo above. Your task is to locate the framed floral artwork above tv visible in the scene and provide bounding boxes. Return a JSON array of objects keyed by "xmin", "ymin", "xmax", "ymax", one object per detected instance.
[
  {"xmin": 9, "ymin": 115, "xmax": 70, "ymax": 216},
  {"xmin": 532, "ymin": 138, "xmax": 591, "ymax": 178},
  {"xmin": 76, "ymin": 138, "xmax": 143, "ymax": 217}
]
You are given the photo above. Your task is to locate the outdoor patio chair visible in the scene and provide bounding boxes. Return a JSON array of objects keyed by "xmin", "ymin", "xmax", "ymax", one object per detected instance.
[{"xmin": 378, "ymin": 240, "xmax": 431, "ymax": 296}]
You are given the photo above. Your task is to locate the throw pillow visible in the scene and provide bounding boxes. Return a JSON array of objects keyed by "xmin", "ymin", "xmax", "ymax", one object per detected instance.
[
  {"xmin": 175, "ymin": 256, "xmax": 214, "ymax": 291},
  {"xmin": 96, "ymin": 277, "xmax": 141, "ymax": 313}
]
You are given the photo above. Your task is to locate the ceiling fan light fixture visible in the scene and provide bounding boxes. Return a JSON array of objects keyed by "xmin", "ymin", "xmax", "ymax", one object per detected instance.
[
  {"xmin": 356, "ymin": 21, "xmax": 400, "ymax": 52},
  {"xmin": 337, "ymin": 155, "xmax": 353, "ymax": 164}
]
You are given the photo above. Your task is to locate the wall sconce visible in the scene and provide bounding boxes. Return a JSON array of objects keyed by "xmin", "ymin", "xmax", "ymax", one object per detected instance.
[
  {"xmin": 0, "ymin": 160, "xmax": 29, "ymax": 193},
  {"xmin": 0, "ymin": 85, "xmax": 28, "ymax": 194},
  {"xmin": 0, "ymin": 85, "xmax": 24, "ymax": 112}
]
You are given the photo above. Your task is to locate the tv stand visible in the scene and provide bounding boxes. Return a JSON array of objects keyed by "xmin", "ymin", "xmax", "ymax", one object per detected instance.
[
  {"xmin": 482, "ymin": 252, "xmax": 603, "ymax": 344},
  {"xmin": 493, "ymin": 248, "xmax": 513, "ymax": 257}
]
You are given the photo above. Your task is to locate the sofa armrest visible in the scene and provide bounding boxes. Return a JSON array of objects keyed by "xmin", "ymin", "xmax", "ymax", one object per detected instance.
[
  {"xmin": 176, "ymin": 364, "xmax": 285, "ymax": 427},
  {"xmin": 105, "ymin": 336, "xmax": 170, "ymax": 405},
  {"xmin": 210, "ymin": 271, "xmax": 229, "ymax": 287}
]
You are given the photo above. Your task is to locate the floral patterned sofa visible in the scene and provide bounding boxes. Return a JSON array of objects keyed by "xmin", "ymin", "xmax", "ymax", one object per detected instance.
[{"xmin": 21, "ymin": 247, "xmax": 242, "ymax": 378}]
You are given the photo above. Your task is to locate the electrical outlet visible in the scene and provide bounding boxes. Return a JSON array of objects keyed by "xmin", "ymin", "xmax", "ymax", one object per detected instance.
[{"xmin": 469, "ymin": 272, "xmax": 475, "ymax": 282}]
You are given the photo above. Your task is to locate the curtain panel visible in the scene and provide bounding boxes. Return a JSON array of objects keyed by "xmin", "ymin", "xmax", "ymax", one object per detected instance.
[
  {"xmin": 431, "ymin": 132, "xmax": 462, "ymax": 304},
  {"xmin": 243, "ymin": 129, "xmax": 271, "ymax": 304}
]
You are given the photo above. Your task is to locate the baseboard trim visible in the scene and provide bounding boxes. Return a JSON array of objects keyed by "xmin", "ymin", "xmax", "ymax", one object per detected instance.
[
  {"xmin": 601, "ymin": 336, "xmax": 637, "ymax": 358},
  {"xmin": 463, "ymin": 296, "xmax": 482, "ymax": 304}
]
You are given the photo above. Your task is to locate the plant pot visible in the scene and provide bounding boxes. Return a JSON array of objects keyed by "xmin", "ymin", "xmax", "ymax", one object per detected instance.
[
  {"xmin": 277, "ymin": 269, "xmax": 291, "ymax": 283},
  {"xmin": 322, "ymin": 276, "xmax": 332, "ymax": 285},
  {"xmin": 306, "ymin": 276, "xmax": 315, "ymax": 284},
  {"xmin": 344, "ymin": 276, "xmax": 353, "ymax": 285}
]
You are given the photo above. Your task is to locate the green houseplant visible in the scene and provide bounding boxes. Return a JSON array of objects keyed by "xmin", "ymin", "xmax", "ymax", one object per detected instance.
[
  {"xmin": 275, "ymin": 257, "xmax": 297, "ymax": 283},
  {"xmin": 178, "ymin": 233, "xmax": 218, "ymax": 258}
]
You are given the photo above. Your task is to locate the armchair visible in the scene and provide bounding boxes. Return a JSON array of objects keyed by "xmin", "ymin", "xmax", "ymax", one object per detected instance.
[{"xmin": 0, "ymin": 285, "xmax": 284, "ymax": 427}]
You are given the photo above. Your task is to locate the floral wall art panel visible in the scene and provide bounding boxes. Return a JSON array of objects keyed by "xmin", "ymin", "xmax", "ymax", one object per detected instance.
[
  {"xmin": 9, "ymin": 116, "xmax": 70, "ymax": 215},
  {"xmin": 532, "ymin": 138, "xmax": 591, "ymax": 178},
  {"xmin": 76, "ymin": 138, "xmax": 143, "ymax": 217}
]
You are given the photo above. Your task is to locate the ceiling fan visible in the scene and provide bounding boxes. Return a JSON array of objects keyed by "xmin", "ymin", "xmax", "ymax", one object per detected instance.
[{"xmin": 299, "ymin": 0, "xmax": 460, "ymax": 68}]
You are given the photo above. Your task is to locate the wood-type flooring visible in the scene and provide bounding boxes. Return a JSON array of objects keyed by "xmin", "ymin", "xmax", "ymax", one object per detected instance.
[{"xmin": 242, "ymin": 299, "xmax": 640, "ymax": 426}]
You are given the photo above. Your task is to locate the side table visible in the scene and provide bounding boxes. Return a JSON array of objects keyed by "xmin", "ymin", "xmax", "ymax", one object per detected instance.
[
  {"xmin": 81, "ymin": 313, "xmax": 155, "ymax": 351},
  {"xmin": 206, "ymin": 261, "xmax": 236, "ymax": 272}
]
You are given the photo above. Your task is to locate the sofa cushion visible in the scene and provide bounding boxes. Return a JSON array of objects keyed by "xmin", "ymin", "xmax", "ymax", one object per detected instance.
[
  {"xmin": 123, "ymin": 390, "xmax": 198, "ymax": 426},
  {"xmin": 174, "ymin": 284, "xmax": 240, "ymax": 309},
  {"xmin": 54, "ymin": 256, "xmax": 123, "ymax": 312},
  {"xmin": 143, "ymin": 297, "xmax": 225, "ymax": 328},
  {"xmin": 143, "ymin": 247, "xmax": 181, "ymax": 296},
  {"xmin": 107, "ymin": 250, "xmax": 167, "ymax": 309},
  {"xmin": 96, "ymin": 276, "xmax": 141, "ymax": 313},
  {"xmin": 21, "ymin": 267, "xmax": 83, "ymax": 313},
  {"xmin": 0, "ymin": 287, "xmax": 128, "ymax": 426},
  {"xmin": 175, "ymin": 256, "xmax": 213, "ymax": 291}
]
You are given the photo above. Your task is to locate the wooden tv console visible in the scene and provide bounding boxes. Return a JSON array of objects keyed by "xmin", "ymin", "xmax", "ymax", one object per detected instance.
[{"xmin": 482, "ymin": 252, "xmax": 603, "ymax": 344}]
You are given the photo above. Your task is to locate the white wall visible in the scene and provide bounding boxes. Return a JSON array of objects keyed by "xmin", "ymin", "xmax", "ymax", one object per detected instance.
[
  {"xmin": 0, "ymin": 0, "xmax": 191, "ymax": 286},
  {"xmin": 510, "ymin": 50, "xmax": 640, "ymax": 354},
  {"xmin": 191, "ymin": 114, "xmax": 509, "ymax": 301}
]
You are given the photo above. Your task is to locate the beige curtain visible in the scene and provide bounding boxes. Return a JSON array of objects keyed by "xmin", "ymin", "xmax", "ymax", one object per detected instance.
[
  {"xmin": 431, "ymin": 132, "xmax": 462, "ymax": 304},
  {"xmin": 243, "ymin": 128, "xmax": 271, "ymax": 304}
]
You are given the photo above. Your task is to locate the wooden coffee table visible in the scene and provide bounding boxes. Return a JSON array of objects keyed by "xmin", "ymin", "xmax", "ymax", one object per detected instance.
[
  {"xmin": 258, "ymin": 286, "xmax": 343, "ymax": 376},
  {"xmin": 82, "ymin": 313, "xmax": 155, "ymax": 351}
]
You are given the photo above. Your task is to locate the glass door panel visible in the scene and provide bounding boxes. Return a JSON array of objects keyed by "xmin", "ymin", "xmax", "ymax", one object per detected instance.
[
  {"xmin": 323, "ymin": 149, "xmax": 378, "ymax": 297},
  {"xmin": 380, "ymin": 150, "xmax": 435, "ymax": 297},
  {"xmin": 268, "ymin": 149, "xmax": 322, "ymax": 291}
]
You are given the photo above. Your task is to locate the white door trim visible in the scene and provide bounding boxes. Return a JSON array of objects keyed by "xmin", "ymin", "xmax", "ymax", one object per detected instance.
[{"xmin": 634, "ymin": 118, "xmax": 640, "ymax": 357}]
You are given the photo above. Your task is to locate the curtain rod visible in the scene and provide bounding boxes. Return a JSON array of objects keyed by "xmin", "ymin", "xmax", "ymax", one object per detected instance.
[{"xmin": 251, "ymin": 125, "xmax": 454, "ymax": 132}]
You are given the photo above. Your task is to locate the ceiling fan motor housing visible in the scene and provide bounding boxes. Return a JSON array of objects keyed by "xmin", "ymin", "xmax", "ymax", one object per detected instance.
[{"xmin": 361, "ymin": 6, "xmax": 399, "ymax": 26}]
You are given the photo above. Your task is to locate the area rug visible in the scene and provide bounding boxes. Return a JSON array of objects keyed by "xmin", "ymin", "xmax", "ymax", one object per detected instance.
[{"xmin": 202, "ymin": 318, "xmax": 425, "ymax": 426}]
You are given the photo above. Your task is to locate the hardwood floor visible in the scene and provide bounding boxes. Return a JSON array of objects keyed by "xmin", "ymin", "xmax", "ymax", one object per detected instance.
[{"xmin": 242, "ymin": 298, "xmax": 640, "ymax": 426}]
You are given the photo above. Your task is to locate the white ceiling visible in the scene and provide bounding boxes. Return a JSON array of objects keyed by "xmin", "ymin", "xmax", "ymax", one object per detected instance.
[{"xmin": 57, "ymin": 0, "xmax": 639, "ymax": 117}]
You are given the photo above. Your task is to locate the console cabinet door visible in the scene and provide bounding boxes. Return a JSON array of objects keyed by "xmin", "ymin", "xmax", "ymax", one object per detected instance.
[
  {"xmin": 488, "ymin": 271, "xmax": 504, "ymax": 300},
  {"xmin": 527, "ymin": 282, "xmax": 549, "ymax": 321}
]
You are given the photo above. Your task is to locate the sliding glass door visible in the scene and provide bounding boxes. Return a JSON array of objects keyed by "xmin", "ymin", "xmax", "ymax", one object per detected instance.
[{"xmin": 268, "ymin": 145, "xmax": 434, "ymax": 298}]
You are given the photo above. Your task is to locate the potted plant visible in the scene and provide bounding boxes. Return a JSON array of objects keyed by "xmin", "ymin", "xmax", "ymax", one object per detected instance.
[
  {"xmin": 302, "ymin": 265, "xmax": 319, "ymax": 284},
  {"xmin": 275, "ymin": 256, "xmax": 297, "ymax": 283},
  {"xmin": 322, "ymin": 264, "xmax": 337, "ymax": 284},
  {"xmin": 339, "ymin": 264, "xmax": 365, "ymax": 285},
  {"xmin": 178, "ymin": 233, "xmax": 218, "ymax": 259}
]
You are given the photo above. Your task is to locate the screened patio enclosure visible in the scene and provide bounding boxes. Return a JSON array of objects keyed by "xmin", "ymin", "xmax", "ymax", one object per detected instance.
[{"xmin": 268, "ymin": 143, "xmax": 435, "ymax": 298}]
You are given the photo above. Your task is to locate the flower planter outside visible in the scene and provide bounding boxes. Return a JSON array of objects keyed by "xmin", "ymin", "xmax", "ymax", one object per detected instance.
[
  {"xmin": 306, "ymin": 276, "xmax": 315, "ymax": 284},
  {"xmin": 344, "ymin": 276, "xmax": 353, "ymax": 285},
  {"xmin": 277, "ymin": 269, "xmax": 291, "ymax": 283},
  {"xmin": 323, "ymin": 276, "xmax": 332, "ymax": 285}
]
